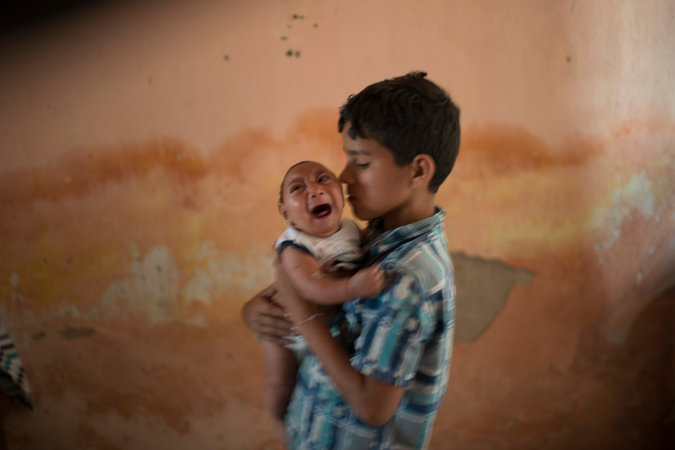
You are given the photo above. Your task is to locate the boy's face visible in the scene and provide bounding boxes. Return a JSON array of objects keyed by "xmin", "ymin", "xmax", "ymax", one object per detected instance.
[
  {"xmin": 339, "ymin": 125, "xmax": 414, "ymax": 229},
  {"xmin": 279, "ymin": 161, "xmax": 344, "ymax": 238}
]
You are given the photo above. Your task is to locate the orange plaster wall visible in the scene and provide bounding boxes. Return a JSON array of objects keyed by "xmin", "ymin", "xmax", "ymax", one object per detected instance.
[{"xmin": 0, "ymin": 1, "xmax": 673, "ymax": 449}]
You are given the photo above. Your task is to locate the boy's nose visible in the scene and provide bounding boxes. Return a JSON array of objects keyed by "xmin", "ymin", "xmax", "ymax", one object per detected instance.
[{"xmin": 338, "ymin": 165, "xmax": 352, "ymax": 184}]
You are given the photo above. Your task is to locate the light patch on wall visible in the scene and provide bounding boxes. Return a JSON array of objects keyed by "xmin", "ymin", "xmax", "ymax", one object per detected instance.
[
  {"xmin": 96, "ymin": 241, "xmax": 274, "ymax": 323},
  {"xmin": 101, "ymin": 245, "xmax": 180, "ymax": 323},
  {"xmin": 593, "ymin": 172, "xmax": 657, "ymax": 252},
  {"xmin": 182, "ymin": 268, "xmax": 213, "ymax": 306},
  {"xmin": 184, "ymin": 241, "xmax": 275, "ymax": 307},
  {"xmin": 9, "ymin": 272, "xmax": 21, "ymax": 302}
]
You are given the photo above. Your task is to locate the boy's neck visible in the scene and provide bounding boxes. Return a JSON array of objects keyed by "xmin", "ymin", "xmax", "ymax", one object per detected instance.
[{"xmin": 381, "ymin": 193, "xmax": 436, "ymax": 232}]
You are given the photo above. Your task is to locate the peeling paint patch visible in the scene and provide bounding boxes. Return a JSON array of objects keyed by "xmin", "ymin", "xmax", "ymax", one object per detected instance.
[
  {"xmin": 452, "ymin": 252, "xmax": 534, "ymax": 343},
  {"xmin": 636, "ymin": 271, "xmax": 643, "ymax": 285},
  {"xmin": 594, "ymin": 172, "xmax": 655, "ymax": 252},
  {"xmin": 59, "ymin": 326, "xmax": 95, "ymax": 339}
]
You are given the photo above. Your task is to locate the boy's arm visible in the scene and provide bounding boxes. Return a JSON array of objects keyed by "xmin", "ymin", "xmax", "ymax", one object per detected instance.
[
  {"xmin": 280, "ymin": 247, "xmax": 383, "ymax": 305},
  {"xmin": 241, "ymin": 283, "xmax": 293, "ymax": 345},
  {"xmin": 275, "ymin": 260, "xmax": 404, "ymax": 426}
]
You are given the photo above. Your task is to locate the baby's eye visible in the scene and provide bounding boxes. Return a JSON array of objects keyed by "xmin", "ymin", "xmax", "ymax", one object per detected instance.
[
  {"xmin": 318, "ymin": 174, "xmax": 331, "ymax": 183},
  {"xmin": 356, "ymin": 162, "xmax": 370, "ymax": 169},
  {"xmin": 289, "ymin": 184, "xmax": 303, "ymax": 193}
]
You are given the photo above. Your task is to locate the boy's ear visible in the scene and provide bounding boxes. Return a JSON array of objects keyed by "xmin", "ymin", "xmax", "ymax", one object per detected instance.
[{"xmin": 410, "ymin": 154, "xmax": 435, "ymax": 189}]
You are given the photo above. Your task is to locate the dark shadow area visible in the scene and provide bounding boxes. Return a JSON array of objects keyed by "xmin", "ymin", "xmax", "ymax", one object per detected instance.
[
  {"xmin": 0, "ymin": 0, "xmax": 108, "ymax": 35},
  {"xmin": 610, "ymin": 285, "xmax": 675, "ymax": 449},
  {"xmin": 573, "ymin": 284, "xmax": 675, "ymax": 449}
]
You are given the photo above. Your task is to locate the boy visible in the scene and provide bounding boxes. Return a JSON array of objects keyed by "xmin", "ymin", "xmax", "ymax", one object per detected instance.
[
  {"xmin": 243, "ymin": 71, "xmax": 460, "ymax": 449},
  {"xmin": 262, "ymin": 160, "xmax": 384, "ymax": 444}
]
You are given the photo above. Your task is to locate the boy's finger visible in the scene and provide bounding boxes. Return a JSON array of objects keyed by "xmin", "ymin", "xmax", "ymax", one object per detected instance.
[
  {"xmin": 258, "ymin": 313, "xmax": 292, "ymax": 326},
  {"xmin": 262, "ymin": 304, "xmax": 287, "ymax": 317},
  {"xmin": 260, "ymin": 285, "xmax": 278, "ymax": 301},
  {"xmin": 257, "ymin": 333, "xmax": 294, "ymax": 346},
  {"xmin": 256, "ymin": 320, "xmax": 292, "ymax": 335},
  {"xmin": 259, "ymin": 326, "xmax": 292, "ymax": 338}
]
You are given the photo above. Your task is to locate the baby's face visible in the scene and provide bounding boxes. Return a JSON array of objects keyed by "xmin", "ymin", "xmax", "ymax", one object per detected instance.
[{"xmin": 279, "ymin": 162, "xmax": 344, "ymax": 238}]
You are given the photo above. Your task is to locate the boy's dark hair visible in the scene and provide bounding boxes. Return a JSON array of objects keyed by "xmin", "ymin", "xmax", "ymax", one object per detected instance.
[{"xmin": 338, "ymin": 71, "xmax": 460, "ymax": 192}]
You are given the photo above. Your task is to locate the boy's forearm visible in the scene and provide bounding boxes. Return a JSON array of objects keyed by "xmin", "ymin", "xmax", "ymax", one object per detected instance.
[{"xmin": 295, "ymin": 318, "xmax": 404, "ymax": 426}]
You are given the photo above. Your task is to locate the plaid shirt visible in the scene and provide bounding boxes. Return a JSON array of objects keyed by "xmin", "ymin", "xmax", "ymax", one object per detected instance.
[{"xmin": 286, "ymin": 208, "xmax": 455, "ymax": 449}]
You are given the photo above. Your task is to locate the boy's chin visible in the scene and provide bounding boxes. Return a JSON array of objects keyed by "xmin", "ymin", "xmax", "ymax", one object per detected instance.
[{"xmin": 350, "ymin": 206, "xmax": 376, "ymax": 222}]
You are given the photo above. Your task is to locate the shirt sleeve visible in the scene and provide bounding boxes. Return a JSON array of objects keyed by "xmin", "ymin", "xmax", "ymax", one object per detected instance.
[
  {"xmin": 276, "ymin": 240, "xmax": 313, "ymax": 258},
  {"xmin": 349, "ymin": 272, "xmax": 435, "ymax": 387}
]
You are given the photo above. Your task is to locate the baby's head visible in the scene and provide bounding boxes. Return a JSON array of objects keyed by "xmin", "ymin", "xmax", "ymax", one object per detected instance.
[{"xmin": 278, "ymin": 161, "xmax": 345, "ymax": 238}]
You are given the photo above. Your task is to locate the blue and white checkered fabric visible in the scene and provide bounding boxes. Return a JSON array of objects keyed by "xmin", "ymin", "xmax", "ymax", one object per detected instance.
[
  {"xmin": 286, "ymin": 208, "xmax": 455, "ymax": 449},
  {"xmin": 0, "ymin": 325, "xmax": 34, "ymax": 409}
]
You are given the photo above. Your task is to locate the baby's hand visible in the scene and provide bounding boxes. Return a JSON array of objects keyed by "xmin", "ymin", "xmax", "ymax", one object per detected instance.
[{"xmin": 348, "ymin": 265, "xmax": 385, "ymax": 299}]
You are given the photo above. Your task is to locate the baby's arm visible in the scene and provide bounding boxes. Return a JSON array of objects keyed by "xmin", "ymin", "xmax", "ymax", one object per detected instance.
[{"xmin": 280, "ymin": 247, "xmax": 384, "ymax": 305}]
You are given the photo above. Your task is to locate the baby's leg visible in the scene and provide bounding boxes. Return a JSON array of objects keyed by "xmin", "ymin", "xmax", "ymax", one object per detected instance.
[{"xmin": 260, "ymin": 340, "xmax": 298, "ymax": 446}]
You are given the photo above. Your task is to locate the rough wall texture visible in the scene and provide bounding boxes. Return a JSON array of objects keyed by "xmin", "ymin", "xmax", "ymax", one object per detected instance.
[{"xmin": 0, "ymin": 1, "xmax": 673, "ymax": 449}]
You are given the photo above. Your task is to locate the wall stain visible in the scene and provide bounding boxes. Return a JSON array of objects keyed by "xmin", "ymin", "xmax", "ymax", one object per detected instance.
[
  {"xmin": 0, "ymin": 114, "xmax": 672, "ymax": 450},
  {"xmin": 59, "ymin": 326, "xmax": 95, "ymax": 339},
  {"xmin": 0, "ymin": 116, "xmax": 631, "ymax": 211},
  {"xmin": 455, "ymin": 123, "xmax": 605, "ymax": 178},
  {"xmin": 0, "ymin": 116, "xmax": 671, "ymax": 327},
  {"xmin": 31, "ymin": 331, "xmax": 46, "ymax": 341},
  {"xmin": 0, "ymin": 138, "xmax": 206, "ymax": 207}
]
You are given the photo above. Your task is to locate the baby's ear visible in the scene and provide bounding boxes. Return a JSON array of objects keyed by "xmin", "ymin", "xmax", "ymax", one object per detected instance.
[
  {"xmin": 410, "ymin": 154, "xmax": 435, "ymax": 188},
  {"xmin": 278, "ymin": 202, "xmax": 288, "ymax": 220}
]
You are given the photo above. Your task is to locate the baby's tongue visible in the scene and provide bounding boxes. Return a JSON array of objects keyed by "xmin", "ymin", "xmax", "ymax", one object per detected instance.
[{"xmin": 312, "ymin": 204, "xmax": 331, "ymax": 218}]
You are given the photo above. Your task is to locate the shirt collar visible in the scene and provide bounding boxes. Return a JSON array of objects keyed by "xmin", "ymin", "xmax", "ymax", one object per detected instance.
[{"xmin": 364, "ymin": 207, "xmax": 445, "ymax": 259}]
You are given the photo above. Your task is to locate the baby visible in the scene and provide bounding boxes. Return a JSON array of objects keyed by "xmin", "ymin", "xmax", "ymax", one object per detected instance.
[{"xmin": 261, "ymin": 160, "xmax": 384, "ymax": 444}]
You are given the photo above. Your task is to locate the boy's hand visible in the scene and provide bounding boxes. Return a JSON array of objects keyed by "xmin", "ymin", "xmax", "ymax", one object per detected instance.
[
  {"xmin": 241, "ymin": 283, "xmax": 294, "ymax": 345},
  {"xmin": 348, "ymin": 264, "xmax": 385, "ymax": 299}
]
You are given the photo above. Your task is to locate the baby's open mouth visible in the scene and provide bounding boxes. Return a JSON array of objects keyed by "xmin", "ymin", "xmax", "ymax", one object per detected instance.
[{"xmin": 311, "ymin": 204, "xmax": 332, "ymax": 218}]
